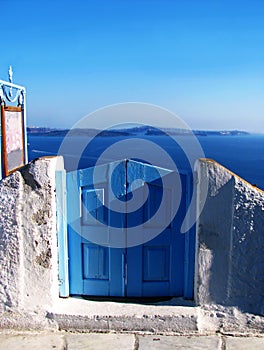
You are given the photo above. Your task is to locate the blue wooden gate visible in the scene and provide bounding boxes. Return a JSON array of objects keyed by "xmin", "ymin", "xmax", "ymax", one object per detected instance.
[{"xmin": 66, "ymin": 159, "xmax": 195, "ymax": 298}]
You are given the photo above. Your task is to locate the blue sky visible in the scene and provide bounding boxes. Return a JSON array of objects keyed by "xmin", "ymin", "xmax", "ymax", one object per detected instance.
[{"xmin": 0, "ymin": 0, "xmax": 263, "ymax": 131}]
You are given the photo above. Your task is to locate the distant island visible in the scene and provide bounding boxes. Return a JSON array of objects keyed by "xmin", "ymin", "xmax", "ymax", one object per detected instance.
[
  {"xmin": 27, "ymin": 126, "xmax": 250, "ymax": 137},
  {"xmin": 27, "ymin": 127, "xmax": 130, "ymax": 137}
]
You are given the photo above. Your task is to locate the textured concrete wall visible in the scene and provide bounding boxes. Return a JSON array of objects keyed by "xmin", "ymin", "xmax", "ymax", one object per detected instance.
[
  {"xmin": 195, "ymin": 159, "xmax": 264, "ymax": 315},
  {"xmin": 0, "ymin": 157, "xmax": 64, "ymax": 312},
  {"xmin": 0, "ymin": 172, "xmax": 23, "ymax": 310},
  {"xmin": 1, "ymin": 155, "xmax": 264, "ymax": 319}
]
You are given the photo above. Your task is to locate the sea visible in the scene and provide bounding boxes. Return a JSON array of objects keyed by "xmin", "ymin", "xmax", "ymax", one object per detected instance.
[{"xmin": 27, "ymin": 133, "xmax": 264, "ymax": 191}]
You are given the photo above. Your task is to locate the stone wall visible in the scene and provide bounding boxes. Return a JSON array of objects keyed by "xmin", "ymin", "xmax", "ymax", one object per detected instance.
[
  {"xmin": 0, "ymin": 157, "xmax": 64, "ymax": 313},
  {"xmin": 195, "ymin": 159, "xmax": 264, "ymax": 316}
]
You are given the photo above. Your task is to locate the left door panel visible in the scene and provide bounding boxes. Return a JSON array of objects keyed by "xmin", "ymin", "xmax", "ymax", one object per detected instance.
[{"xmin": 67, "ymin": 161, "xmax": 126, "ymax": 296}]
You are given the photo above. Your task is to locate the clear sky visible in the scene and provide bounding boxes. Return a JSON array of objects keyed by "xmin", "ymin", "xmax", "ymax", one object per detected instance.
[{"xmin": 0, "ymin": 0, "xmax": 263, "ymax": 131}]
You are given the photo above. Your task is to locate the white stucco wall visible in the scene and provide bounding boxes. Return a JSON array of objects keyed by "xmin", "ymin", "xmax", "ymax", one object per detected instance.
[
  {"xmin": 0, "ymin": 156, "xmax": 64, "ymax": 313},
  {"xmin": 0, "ymin": 171, "xmax": 22, "ymax": 311},
  {"xmin": 195, "ymin": 159, "xmax": 264, "ymax": 316},
  {"xmin": 1, "ymin": 154, "xmax": 264, "ymax": 325}
]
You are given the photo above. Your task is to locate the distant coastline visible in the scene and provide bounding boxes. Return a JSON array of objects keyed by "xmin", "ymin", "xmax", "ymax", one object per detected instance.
[{"xmin": 27, "ymin": 126, "xmax": 250, "ymax": 137}]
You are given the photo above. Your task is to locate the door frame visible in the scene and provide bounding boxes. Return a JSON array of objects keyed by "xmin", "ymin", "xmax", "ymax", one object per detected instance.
[{"xmin": 56, "ymin": 161, "xmax": 196, "ymax": 299}]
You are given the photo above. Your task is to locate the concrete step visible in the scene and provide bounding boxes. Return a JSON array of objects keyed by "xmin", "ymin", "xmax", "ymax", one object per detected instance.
[{"xmin": 48, "ymin": 297, "xmax": 198, "ymax": 333}]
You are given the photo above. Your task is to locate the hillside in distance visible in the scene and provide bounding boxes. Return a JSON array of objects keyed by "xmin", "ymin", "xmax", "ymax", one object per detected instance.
[{"xmin": 27, "ymin": 126, "xmax": 250, "ymax": 137}]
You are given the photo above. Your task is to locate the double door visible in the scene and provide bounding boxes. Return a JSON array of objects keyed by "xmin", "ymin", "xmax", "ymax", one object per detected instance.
[{"xmin": 67, "ymin": 159, "xmax": 193, "ymax": 297}]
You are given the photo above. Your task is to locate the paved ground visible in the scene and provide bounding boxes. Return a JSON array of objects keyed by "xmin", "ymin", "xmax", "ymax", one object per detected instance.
[{"xmin": 0, "ymin": 332, "xmax": 263, "ymax": 350}]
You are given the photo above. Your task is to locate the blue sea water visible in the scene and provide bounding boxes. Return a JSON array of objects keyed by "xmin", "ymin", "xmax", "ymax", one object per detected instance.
[{"xmin": 27, "ymin": 133, "xmax": 264, "ymax": 190}]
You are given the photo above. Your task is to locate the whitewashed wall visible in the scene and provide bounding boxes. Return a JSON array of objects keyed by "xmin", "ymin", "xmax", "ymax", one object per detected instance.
[
  {"xmin": 0, "ymin": 157, "xmax": 64, "ymax": 313},
  {"xmin": 1, "ymin": 155, "xmax": 264, "ymax": 319},
  {"xmin": 195, "ymin": 159, "xmax": 264, "ymax": 316}
]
